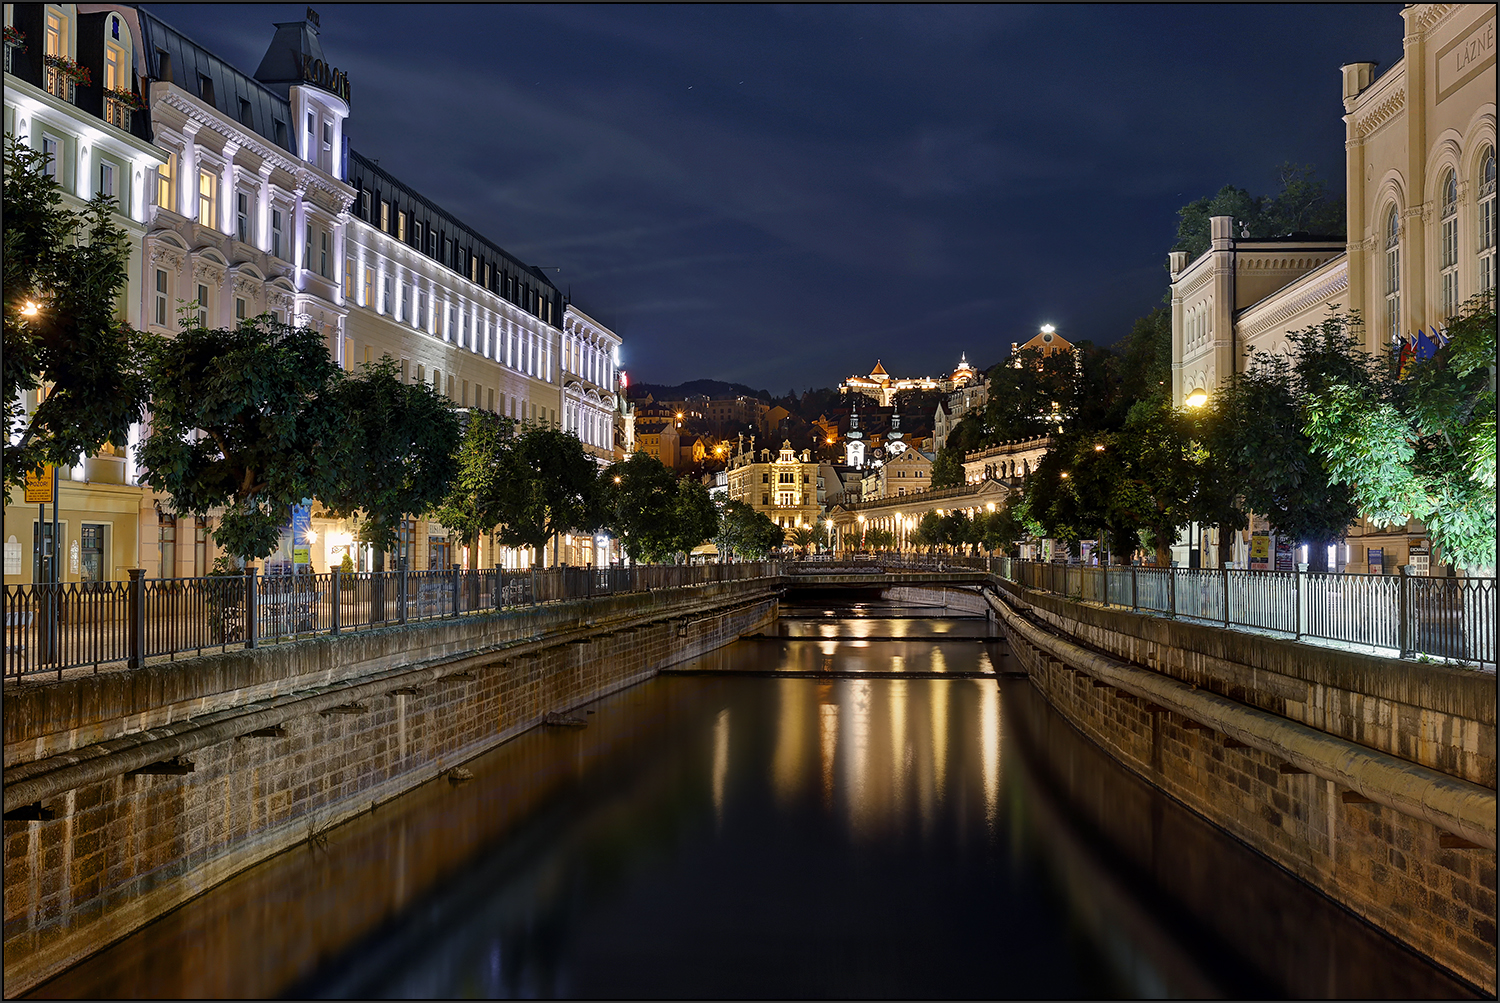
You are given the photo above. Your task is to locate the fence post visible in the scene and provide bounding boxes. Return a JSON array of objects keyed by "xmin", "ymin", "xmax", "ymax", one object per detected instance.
[
  {"xmin": 127, "ymin": 569, "xmax": 145, "ymax": 668},
  {"xmin": 1294, "ymin": 563, "xmax": 1306, "ymax": 639},
  {"xmin": 451, "ymin": 563, "xmax": 461, "ymax": 617},
  {"xmin": 1168, "ymin": 567, "xmax": 1176, "ymax": 617},
  {"xmin": 331, "ymin": 567, "xmax": 341, "ymax": 636},
  {"xmin": 530, "ymin": 566, "xmax": 538, "ymax": 606},
  {"xmin": 1222, "ymin": 567, "xmax": 1230, "ymax": 627},
  {"xmin": 1131, "ymin": 565, "xmax": 1138, "ymax": 611},
  {"xmin": 245, "ymin": 567, "xmax": 258, "ymax": 649},
  {"xmin": 399, "ymin": 564, "xmax": 408, "ymax": 624},
  {"xmin": 1398, "ymin": 569, "xmax": 1412, "ymax": 657}
]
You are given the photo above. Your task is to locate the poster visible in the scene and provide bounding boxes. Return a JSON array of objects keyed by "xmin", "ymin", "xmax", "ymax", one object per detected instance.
[
  {"xmin": 1367, "ymin": 547, "xmax": 1383, "ymax": 575},
  {"xmin": 1274, "ymin": 537, "xmax": 1295, "ymax": 572},
  {"xmin": 1408, "ymin": 540, "xmax": 1430, "ymax": 576},
  {"xmin": 1249, "ymin": 532, "xmax": 1270, "ymax": 570}
]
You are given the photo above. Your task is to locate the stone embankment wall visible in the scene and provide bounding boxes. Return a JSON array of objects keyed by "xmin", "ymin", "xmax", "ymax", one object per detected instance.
[
  {"xmin": 2, "ymin": 581, "xmax": 777, "ymax": 996},
  {"xmin": 977, "ymin": 578, "xmax": 1495, "ymax": 995}
]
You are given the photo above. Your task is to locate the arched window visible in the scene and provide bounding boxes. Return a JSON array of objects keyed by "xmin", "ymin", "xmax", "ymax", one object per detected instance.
[
  {"xmin": 1385, "ymin": 205, "xmax": 1401, "ymax": 345},
  {"xmin": 1480, "ymin": 146, "xmax": 1496, "ymax": 294},
  {"xmin": 1440, "ymin": 169, "xmax": 1459, "ymax": 317}
]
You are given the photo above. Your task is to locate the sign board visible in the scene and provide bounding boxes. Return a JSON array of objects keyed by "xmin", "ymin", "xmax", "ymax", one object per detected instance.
[
  {"xmin": 1367, "ymin": 547, "xmax": 1384, "ymax": 575},
  {"xmin": 1274, "ymin": 537, "xmax": 1295, "ymax": 572},
  {"xmin": 1249, "ymin": 532, "xmax": 1270, "ymax": 570},
  {"xmin": 24, "ymin": 467, "xmax": 54, "ymax": 504},
  {"xmin": 1408, "ymin": 540, "xmax": 1430, "ymax": 576}
]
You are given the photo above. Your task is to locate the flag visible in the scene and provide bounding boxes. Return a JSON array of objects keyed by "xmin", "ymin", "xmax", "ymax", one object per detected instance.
[
  {"xmin": 1415, "ymin": 330, "xmax": 1438, "ymax": 361},
  {"xmin": 1397, "ymin": 337, "xmax": 1414, "ymax": 379}
]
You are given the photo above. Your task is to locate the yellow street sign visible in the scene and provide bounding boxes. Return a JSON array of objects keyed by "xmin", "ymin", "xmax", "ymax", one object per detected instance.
[{"xmin": 24, "ymin": 466, "xmax": 54, "ymax": 504}]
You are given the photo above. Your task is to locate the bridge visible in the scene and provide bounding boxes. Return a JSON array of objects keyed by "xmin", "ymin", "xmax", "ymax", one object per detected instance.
[{"xmin": 2, "ymin": 556, "xmax": 1495, "ymax": 994}]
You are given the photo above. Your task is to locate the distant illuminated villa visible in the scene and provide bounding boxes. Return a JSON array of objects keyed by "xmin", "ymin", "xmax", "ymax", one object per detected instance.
[{"xmin": 840, "ymin": 354, "xmax": 980, "ymax": 407}]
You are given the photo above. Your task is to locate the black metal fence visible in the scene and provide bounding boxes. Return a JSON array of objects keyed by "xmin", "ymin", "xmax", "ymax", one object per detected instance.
[
  {"xmin": 2, "ymin": 562, "xmax": 780, "ymax": 681},
  {"xmin": 831, "ymin": 552, "xmax": 1494, "ymax": 667}
]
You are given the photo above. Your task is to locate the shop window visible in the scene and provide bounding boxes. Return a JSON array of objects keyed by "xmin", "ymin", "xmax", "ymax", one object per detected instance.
[{"xmin": 80, "ymin": 524, "xmax": 106, "ymax": 583}]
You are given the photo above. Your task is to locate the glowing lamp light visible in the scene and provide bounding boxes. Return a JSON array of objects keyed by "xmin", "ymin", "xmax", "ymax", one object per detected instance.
[
  {"xmin": 1040, "ymin": 323, "xmax": 1055, "ymax": 334},
  {"xmin": 20, "ymin": 301, "xmax": 40, "ymax": 317},
  {"xmin": 613, "ymin": 476, "xmax": 622, "ymax": 484},
  {"xmin": 1185, "ymin": 390, "xmax": 1209, "ymax": 408},
  {"xmin": 1094, "ymin": 444, "xmax": 1105, "ymax": 451},
  {"xmin": 1060, "ymin": 471, "xmax": 1069, "ymax": 479}
]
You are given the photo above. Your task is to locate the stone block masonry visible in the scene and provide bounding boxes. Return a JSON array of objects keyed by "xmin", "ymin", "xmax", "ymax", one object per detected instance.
[
  {"xmin": 2, "ymin": 581, "xmax": 777, "ymax": 996},
  {"xmin": 983, "ymin": 581, "xmax": 1496, "ymax": 995}
]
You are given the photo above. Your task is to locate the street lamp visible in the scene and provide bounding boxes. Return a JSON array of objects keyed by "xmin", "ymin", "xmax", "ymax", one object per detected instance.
[
  {"xmin": 20, "ymin": 301, "xmax": 41, "ymax": 317},
  {"xmin": 1185, "ymin": 390, "xmax": 1209, "ymax": 408}
]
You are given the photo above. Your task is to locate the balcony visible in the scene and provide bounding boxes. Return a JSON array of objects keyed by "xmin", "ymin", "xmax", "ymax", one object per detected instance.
[
  {"xmin": 104, "ymin": 94, "xmax": 132, "ymax": 132},
  {"xmin": 44, "ymin": 63, "xmax": 76, "ymax": 104}
]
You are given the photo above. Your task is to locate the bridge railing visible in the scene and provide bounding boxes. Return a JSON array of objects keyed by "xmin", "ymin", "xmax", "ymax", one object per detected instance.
[
  {"xmin": 980, "ymin": 557, "xmax": 1493, "ymax": 667},
  {"xmin": 2, "ymin": 561, "xmax": 782, "ymax": 682}
]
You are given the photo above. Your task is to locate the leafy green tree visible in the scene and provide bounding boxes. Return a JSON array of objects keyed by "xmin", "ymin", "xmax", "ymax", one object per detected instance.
[
  {"xmin": 912, "ymin": 512, "xmax": 943, "ymax": 550},
  {"xmin": 929, "ymin": 446, "xmax": 965, "ymax": 489},
  {"xmin": 3, "ymin": 135, "xmax": 150, "ymax": 490},
  {"xmin": 491, "ymin": 424, "xmax": 599, "ymax": 565},
  {"xmin": 1212, "ymin": 345, "xmax": 1359, "ymax": 573},
  {"xmin": 602, "ymin": 452, "xmax": 680, "ymax": 562},
  {"xmin": 1299, "ymin": 301, "xmax": 1496, "ymax": 573},
  {"xmin": 715, "ymin": 499, "xmax": 784, "ymax": 560},
  {"xmin": 672, "ymin": 478, "xmax": 720, "ymax": 558},
  {"xmin": 433, "ymin": 408, "xmax": 513, "ymax": 562},
  {"xmin": 1174, "ymin": 163, "xmax": 1345, "ymax": 262},
  {"xmin": 140, "ymin": 317, "xmax": 342, "ymax": 562},
  {"xmin": 323, "ymin": 356, "xmax": 460, "ymax": 571}
]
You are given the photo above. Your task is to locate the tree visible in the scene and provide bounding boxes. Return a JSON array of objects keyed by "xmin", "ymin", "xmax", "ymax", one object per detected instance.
[
  {"xmin": 3, "ymin": 136, "xmax": 151, "ymax": 490},
  {"xmin": 912, "ymin": 512, "xmax": 943, "ymax": 551},
  {"xmin": 140, "ymin": 317, "xmax": 342, "ymax": 561},
  {"xmin": 433, "ymin": 408, "xmax": 512, "ymax": 563},
  {"xmin": 491, "ymin": 424, "xmax": 599, "ymax": 565},
  {"xmin": 323, "ymin": 356, "xmax": 460, "ymax": 571},
  {"xmin": 672, "ymin": 478, "xmax": 720, "ymax": 558},
  {"xmin": 1174, "ymin": 163, "xmax": 1346, "ymax": 262},
  {"xmin": 715, "ymin": 499, "xmax": 784, "ymax": 560},
  {"xmin": 863, "ymin": 526, "xmax": 895, "ymax": 550},
  {"xmin": 602, "ymin": 452, "xmax": 680, "ymax": 562},
  {"xmin": 1213, "ymin": 345, "xmax": 1359, "ymax": 573},
  {"xmin": 788, "ymin": 525, "xmax": 819, "ymax": 552},
  {"xmin": 1299, "ymin": 301, "xmax": 1496, "ymax": 573}
]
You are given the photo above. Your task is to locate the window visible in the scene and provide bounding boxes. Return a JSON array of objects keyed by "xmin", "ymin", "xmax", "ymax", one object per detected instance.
[
  {"xmin": 462, "ymin": 380, "xmax": 470, "ymax": 407},
  {"xmin": 487, "ymin": 388, "xmax": 494, "ymax": 411},
  {"xmin": 193, "ymin": 518, "xmax": 210, "ymax": 578},
  {"xmin": 80, "ymin": 525, "xmax": 105, "ymax": 584},
  {"xmin": 358, "ymin": 187, "xmax": 370, "ymax": 218},
  {"xmin": 1384, "ymin": 205, "xmax": 1400, "ymax": 345},
  {"xmin": 238, "ymin": 98, "xmax": 252, "ymax": 127},
  {"xmin": 306, "ymin": 112, "xmax": 316, "ymax": 161},
  {"xmin": 428, "ymin": 535, "xmax": 451, "ymax": 570},
  {"xmin": 274, "ymin": 119, "xmax": 288, "ymax": 149},
  {"xmin": 154, "ymin": 269, "xmax": 168, "ymax": 326},
  {"xmin": 380, "ymin": 200, "xmax": 390, "ymax": 232},
  {"xmin": 197, "ymin": 284, "xmax": 209, "ymax": 326},
  {"xmin": 98, "ymin": 162, "xmax": 116, "ymax": 205},
  {"xmin": 416, "ymin": 364, "xmax": 425, "ymax": 384},
  {"xmin": 363, "ymin": 267, "xmax": 374, "ymax": 307},
  {"xmin": 304, "ymin": 222, "xmax": 313, "ymax": 270},
  {"xmin": 156, "ymin": 152, "xmax": 176, "ymax": 210},
  {"xmin": 1440, "ymin": 169, "xmax": 1458, "ymax": 318},
  {"xmin": 235, "ymin": 297, "xmax": 246, "ymax": 321},
  {"xmin": 322, "ymin": 120, "xmax": 333, "ymax": 169},
  {"xmin": 320, "ymin": 230, "xmax": 330, "ymax": 278},
  {"xmin": 45, "ymin": 7, "xmax": 66, "ymax": 58},
  {"xmin": 381, "ymin": 273, "xmax": 392, "ymax": 314},
  {"xmin": 41, "ymin": 136, "xmax": 59, "ymax": 180},
  {"xmin": 344, "ymin": 256, "xmax": 354, "ymax": 296},
  {"xmin": 416, "ymin": 288, "xmax": 426, "ymax": 330},
  {"xmin": 198, "ymin": 169, "xmax": 217, "ymax": 228},
  {"xmin": 104, "ymin": 43, "xmax": 126, "ymax": 92},
  {"xmin": 397, "ymin": 211, "xmax": 408, "ymax": 241},
  {"xmin": 198, "ymin": 73, "xmax": 215, "ymax": 107},
  {"xmin": 271, "ymin": 208, "xmax": 284, "ymax": 259},
  {"xmin": 158, "ymin": 516, "xmax": 177, "ymax": 578},
  {"xmin": 1481, "ymin": 146, "xmax": 1496, "ymax": 294},
  {"xmin": 412, "ymin": 220, "xmax": 422, "ymax": 248},
  {"xmin": 395, "ymin": 518, "xmax": 415, "ymax": 569},
  {"xmin": 236, "ymin": 191, "xmax": 250, "ymax": 243}
]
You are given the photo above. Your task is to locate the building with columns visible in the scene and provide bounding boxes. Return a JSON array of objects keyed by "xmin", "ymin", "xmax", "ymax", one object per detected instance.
[
  {"xmin": 4, "ymin": 3, "xmax": 168, "ymax": 586},
  {"xmin": 1168, "ymin": 2, "xmax": 1495, "ymax": 571},
  {"xmin": 5, "ymin": 3, "xmax": 627, "ymax": 583}
]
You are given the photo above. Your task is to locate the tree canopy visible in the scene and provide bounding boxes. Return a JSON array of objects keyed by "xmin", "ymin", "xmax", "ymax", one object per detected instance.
[
  {"xmin": 490, "ymin": 424, "xmax": 599, "ymax": 562},
  {"xmin": 3, "ymin": 135, "xmax": 151, "ymax": 491},
  {"xmin": 1173, "ymin": 163, "xmax": 1346, "ymax": 262},
  {"xmin": 139, "ymin": 317, "xmax": 343, "ymax": 561}
]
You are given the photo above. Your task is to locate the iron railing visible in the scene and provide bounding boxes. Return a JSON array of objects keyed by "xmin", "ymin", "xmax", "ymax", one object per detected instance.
[
  {"xmin": 2, "ymin": 562, "xmax": 780, "ymax": 681},
  {"xmin": 859, "ymin": 553, "xmax": 1494, "ymax": 667}
]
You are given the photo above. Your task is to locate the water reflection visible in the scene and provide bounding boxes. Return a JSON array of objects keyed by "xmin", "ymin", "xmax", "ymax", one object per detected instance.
[{"xmin": 28, "ymin": 602, "xmax": 1478, "ymax": 999}]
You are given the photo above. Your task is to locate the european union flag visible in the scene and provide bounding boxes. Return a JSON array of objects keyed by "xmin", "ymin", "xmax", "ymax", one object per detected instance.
[{"xmin": 1414, "ymin": 330, "xmax": 1438, "ymax": 361}]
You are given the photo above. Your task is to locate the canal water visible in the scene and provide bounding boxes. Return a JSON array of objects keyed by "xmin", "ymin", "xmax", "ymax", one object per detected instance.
[{"xmin": 29, "ymin": 597, "xmax": 1475, "ymax": 998}]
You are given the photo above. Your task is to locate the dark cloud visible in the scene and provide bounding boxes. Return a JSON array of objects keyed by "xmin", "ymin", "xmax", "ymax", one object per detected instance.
[{"xmin": 148, "ymin": 3, "xmax": 1404, "ymax": 389}]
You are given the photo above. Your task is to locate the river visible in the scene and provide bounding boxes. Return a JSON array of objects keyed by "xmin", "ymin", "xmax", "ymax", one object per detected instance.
[{"xmin": 27, "ymin": 596, "xmax": 1475, "ymax": 998}]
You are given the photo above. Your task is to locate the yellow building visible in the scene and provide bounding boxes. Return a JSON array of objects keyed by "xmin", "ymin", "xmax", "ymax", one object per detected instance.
[
  {"xmin": 1168, "ymin": 2, "xmax": 1495, "ymax": 570},
  {"xmin": 4, "ymin": 4, "xmax": 168, "ymax": 588},
  {"xmin": 725, "ymin": 440, "xmax": 822, "ymax": 531}
]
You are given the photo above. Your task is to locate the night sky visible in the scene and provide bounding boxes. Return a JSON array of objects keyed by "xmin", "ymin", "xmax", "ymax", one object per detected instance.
[{"xmin": 150, "ymin": 3, "xmax": 1405, "ymax": 392}]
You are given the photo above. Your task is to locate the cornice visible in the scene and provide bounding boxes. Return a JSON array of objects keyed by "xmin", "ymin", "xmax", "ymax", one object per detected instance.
[
  {"xmin": 1236, "ymin": 258, "xmax": 1350, "ymax": 340},
  {"xmin": 1356, "ymin": 87, "xmax": 1406, "ymax": 138},
  {"xmin": 1411, "ymin": 3, "xmax": 1459, "ymax": 35}
]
